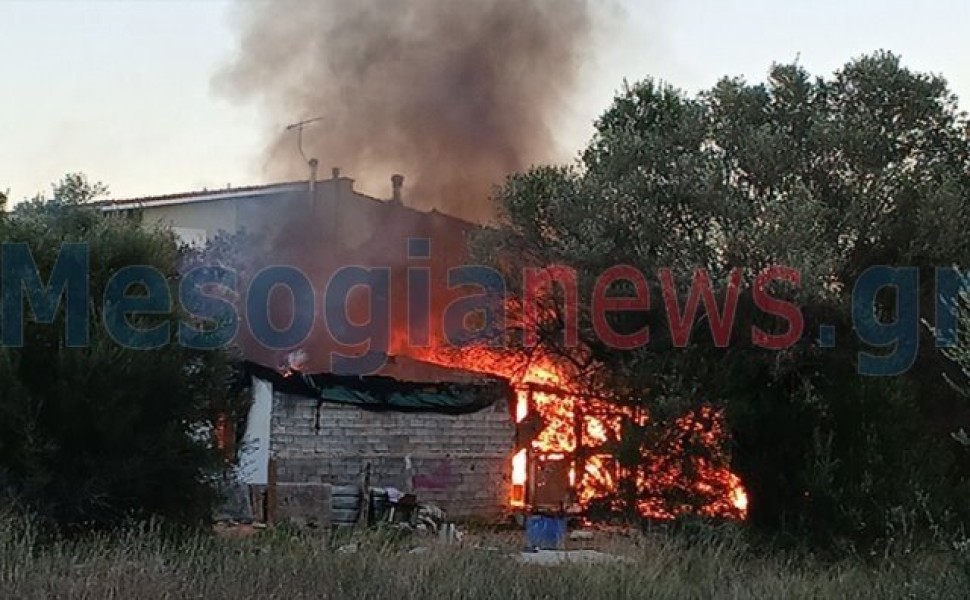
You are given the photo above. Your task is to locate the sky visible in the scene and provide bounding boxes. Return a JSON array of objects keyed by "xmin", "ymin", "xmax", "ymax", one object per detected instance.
[{"xmin": 2, "ymin": 0, "xmax": 968, "ymax": 203}]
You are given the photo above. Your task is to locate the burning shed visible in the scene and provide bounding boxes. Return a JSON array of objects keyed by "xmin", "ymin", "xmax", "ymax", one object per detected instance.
[
  {"xmin": 237, "ymin": 355, "xmax": 516, "ymax": 521},
  {"xmin": 107, "ymin": 172, "xmax": 747, "ymax": 523}
]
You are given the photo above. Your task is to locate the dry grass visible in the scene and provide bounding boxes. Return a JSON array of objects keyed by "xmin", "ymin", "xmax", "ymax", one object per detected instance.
[{"xmin": 1, "ymin": 519, "xmax": 968, "ymax": 599}]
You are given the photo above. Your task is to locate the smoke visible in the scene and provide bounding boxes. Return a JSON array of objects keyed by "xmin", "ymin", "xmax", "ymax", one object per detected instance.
[{"xmin": 216, "ymin": 0, "xmax": 594, "ymax": 223}]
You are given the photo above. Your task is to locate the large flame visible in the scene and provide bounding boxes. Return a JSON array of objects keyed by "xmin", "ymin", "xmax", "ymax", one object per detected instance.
[{"xmin": 415, "ymin": 344, "xmax": 748, "ymax": 520}]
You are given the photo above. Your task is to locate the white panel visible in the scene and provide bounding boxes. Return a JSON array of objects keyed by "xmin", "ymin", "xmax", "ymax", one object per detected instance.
[{"xmin": 239, "ymin": 376, "xmax": 273, "ymax": 485}]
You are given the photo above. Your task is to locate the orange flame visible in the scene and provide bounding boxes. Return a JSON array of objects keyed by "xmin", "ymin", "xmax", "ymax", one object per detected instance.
[
  {"xmin": 413, "ymin": 344, "xmax": 747, "ymax": 520},
  {"xmin": 510, "ymin": 449, "xmax": 528, "ymax": 507}
]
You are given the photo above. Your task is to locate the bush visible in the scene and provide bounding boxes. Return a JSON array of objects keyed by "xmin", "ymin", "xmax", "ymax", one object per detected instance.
[
  {"xmin": 0, "ymin": 175, "xmax": 247, "ymax": 532},
  {"xmin": 726, "ymin": 356, "xmax": 964, "ymax": 549}
]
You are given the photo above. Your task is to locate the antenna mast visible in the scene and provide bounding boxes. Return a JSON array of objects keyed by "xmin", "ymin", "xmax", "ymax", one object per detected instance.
[
  {"xmin": 285, "ymin": 116, "xmax": 324, "ymax": 166},
  {"xmin": 285, "ymin": 117, "xmax": 325, "ymax": 212}
]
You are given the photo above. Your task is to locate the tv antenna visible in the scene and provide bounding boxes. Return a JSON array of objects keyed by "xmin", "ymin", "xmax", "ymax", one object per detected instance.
[{"xmin": 285, "ymin": 116, "xmax": 325, "ymax": 166}]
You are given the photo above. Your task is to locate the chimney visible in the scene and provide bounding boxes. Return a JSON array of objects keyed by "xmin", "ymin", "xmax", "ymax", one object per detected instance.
[
  {"xmin": 391, "ymin": 174, "xmax": 404, "ymax": 204},
  {"xmin": 332, "ymin": 167, "xmax": 341, "ymax": 179},
  {"xmin": 309, "ymin": 158, "xmax": 319, "ymax": 182},
  {"xmin": 308, "ymin": 158, "xmax": 319, "ymax": 213}
]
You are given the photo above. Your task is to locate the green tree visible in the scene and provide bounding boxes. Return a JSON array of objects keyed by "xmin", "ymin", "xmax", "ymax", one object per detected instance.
[
  {"xmin": 476, "ymin": 51, "xmax": 970, "ymax": 541},
  {"xmin": 15, "ymin": 172, "xmax": 108, "ymax": 210},
  {"xmin": 0, "ymin": 174, "xmax": 246, "ymax": 532}
]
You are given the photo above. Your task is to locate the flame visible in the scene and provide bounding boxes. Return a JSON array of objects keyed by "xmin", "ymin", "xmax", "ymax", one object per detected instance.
[
  {"xmin": 510, "ymin": 449, "xmax": 528, "ymax": 507},
  {"xmin": 515, "ymin": 391, "xmax": 528, "ymax": 422},
  {"xmin": 410, "ymin": 343, "xmax": 747, "ymax": 520},
  {"xmin": 731, "ymin": 482, "xmax": 749, "ymax": 512}
]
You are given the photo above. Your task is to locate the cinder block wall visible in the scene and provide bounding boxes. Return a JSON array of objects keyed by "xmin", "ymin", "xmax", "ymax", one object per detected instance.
[{"xmin": 270, "ymin": 392, "xmax": 515, "ymax": 519}]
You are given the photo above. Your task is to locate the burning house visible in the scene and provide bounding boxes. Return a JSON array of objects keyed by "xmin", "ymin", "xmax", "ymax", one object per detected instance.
[
  {"xmin": 101, "ymin": 173, "xmax": 556, "ymax": 521},
  {"xmin": 103, "ymin": 170, "xmax": 747, "ymax": 523}
]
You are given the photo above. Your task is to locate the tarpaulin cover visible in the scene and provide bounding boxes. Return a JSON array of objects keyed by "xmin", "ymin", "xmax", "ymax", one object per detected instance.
[{"xmin": 242, "ymin": 361, "xmax": 511, "ymax": 415}]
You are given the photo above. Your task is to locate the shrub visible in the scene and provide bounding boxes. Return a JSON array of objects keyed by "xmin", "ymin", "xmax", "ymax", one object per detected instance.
[{"xmin": 0, "ymin": 174, "xmax": 247, "ymax": 532}]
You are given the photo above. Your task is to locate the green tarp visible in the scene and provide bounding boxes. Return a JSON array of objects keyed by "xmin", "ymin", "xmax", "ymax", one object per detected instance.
[{"xmin": 242, "ymin": 361, "xmax": 511, "ymax": 415}]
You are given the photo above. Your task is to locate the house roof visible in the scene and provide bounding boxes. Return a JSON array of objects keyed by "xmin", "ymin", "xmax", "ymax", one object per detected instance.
[
  {"xmin": 336, "ymin": 353, "xmax": 506, "ymax": 385},
  {"xmin": 242, "ymin": 357, "xmax": 511, "ymax": 415},
  {"xmin": 96, "ymin": 181, "xmax": 309, "ymax": 211},
  {"xmin": 97, "ymin": 178, "xmax": 479, "ymax": 227}
]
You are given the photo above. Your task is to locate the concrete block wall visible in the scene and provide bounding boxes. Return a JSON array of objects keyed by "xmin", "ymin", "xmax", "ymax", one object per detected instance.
[
  {"xmin": 269, "ymin": 391, "xmax": 515, "ymax": 519},
  {"xmin": 273, "ymin": 482, "xmax": 332, "ymax": 527}
]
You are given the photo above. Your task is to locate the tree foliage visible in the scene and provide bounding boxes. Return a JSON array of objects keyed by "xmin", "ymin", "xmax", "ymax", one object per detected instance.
[
  {"xmin": 0, "ymin": 174, "xmax": 246, "ymax": 532},
  {"xmin": 475, "ymin": 52, "xmax": 970, "ymax": 541}
]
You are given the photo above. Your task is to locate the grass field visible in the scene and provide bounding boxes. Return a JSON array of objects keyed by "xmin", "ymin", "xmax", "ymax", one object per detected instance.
[{"xmin": 2, "ymin": 519, "xmax": 969, "ymax": 599}]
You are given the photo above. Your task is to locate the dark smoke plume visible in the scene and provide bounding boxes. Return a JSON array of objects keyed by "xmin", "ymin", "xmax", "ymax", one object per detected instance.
[{"xmin": 217, "ymin": 0, "xmax": 593, "ymax": 223}]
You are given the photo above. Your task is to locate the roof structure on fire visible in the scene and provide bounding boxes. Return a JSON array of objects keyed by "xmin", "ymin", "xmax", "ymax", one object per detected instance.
[{"xmin": 242, "ymin": 356, "xmax": 511, "ymax": 415}]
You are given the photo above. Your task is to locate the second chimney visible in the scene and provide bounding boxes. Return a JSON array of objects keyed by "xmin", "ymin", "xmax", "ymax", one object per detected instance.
[{"xmin": 391, "ymin": 174, "xmax": 404, "ymax": 204}]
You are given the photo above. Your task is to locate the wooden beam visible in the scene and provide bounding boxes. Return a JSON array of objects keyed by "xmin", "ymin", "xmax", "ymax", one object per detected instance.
[{"xmin": 573, "ymin": 398, "xmax": 585, "ymax": 504}]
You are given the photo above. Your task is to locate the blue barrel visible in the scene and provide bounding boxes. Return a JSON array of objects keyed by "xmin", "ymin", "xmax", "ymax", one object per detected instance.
[{"xmin": 525, "ymin": 515, "xmax": 567, "ymax": 550}]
